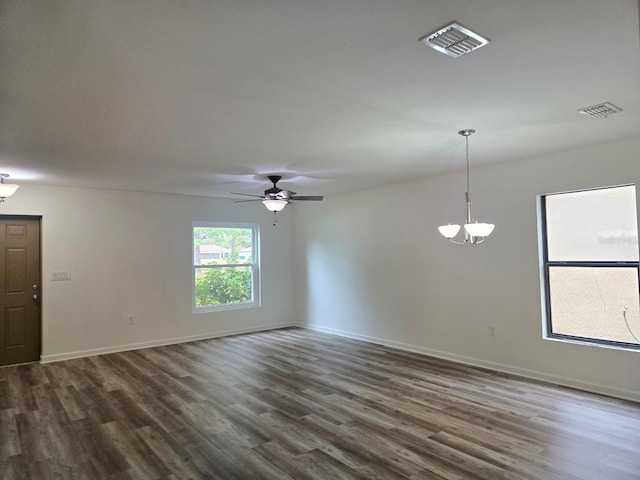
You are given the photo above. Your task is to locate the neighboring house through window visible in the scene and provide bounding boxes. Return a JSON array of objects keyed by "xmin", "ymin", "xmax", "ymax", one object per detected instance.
[
  {"xmin": 193, "ymin": 222, "xmax": 260, "ymax": 312},
  {"xmin": 539, "ymin": 184, "xmax": 640, "ymax": 349}
]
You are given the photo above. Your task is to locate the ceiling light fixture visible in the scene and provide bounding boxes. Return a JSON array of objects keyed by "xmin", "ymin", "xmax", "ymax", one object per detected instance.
[
  {"xmin": 0, "ymin": 174, "xmax": 19, "ymax": 202},
  {"xmin": 262, "ymin": 198, "xmax": 288, "ymax": 212},
  {"xmin": 438, "ymin": 129, "xmax": 494, "ymax": 244}
]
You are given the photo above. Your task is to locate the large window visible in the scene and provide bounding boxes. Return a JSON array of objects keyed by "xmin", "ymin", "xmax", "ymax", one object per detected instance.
[
  {"xmin": 539, "ymin": 185, "xmax": 640, "ymax": 349},
  {"xmin": 193, "ymin": 222, "xmax": 260, "ymax": 312}
]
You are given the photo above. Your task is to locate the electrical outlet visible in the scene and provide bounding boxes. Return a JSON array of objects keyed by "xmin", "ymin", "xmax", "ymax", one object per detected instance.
[{"xmin": 489, "ymin": 325, "xmax": 496, "ymax": 337}]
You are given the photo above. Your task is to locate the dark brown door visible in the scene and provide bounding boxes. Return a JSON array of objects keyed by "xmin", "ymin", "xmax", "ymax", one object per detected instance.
[{"xmin": 0, "ymin": 216, "xmax": 41, "ymax": 365}]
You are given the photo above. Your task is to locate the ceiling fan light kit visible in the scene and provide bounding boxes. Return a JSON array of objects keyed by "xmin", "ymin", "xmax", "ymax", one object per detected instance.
[
  {"xmin": 262, "ymin": 198, "xmax": 288, "ymax": 212},
  {"xmin": 438, "ymin": 129, "xmax": 495, "ymax": 244},
  {"xmin": 0, "ymin": 174, "xmax": 19, "ymax": 202},
  {"xmin": 232, "ymin": 175, "xmax": 324, "ymax": 225}
]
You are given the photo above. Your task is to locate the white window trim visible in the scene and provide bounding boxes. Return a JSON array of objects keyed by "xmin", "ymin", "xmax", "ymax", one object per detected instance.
[{"xmin": 192, "ymin": 221, "xmax": 261, "ymax": 314}]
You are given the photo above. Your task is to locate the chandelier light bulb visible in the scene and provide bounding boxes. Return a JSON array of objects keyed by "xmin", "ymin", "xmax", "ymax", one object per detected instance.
[
  {"xmin": 464, "ymin": 222, "xmax": 495, "ymax": 238},
  {"xmin": 437, "ymin": 224, "xmax": 461, "ymax": 239},
  {"xmin": 0, "ymin": 174, "xmax": 19, "ymax": 202}
]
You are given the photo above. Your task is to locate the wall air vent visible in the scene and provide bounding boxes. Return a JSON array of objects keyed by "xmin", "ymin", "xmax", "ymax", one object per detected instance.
[
  {"xmin": 578, "ymin": 102, "xmax": 623, "ymax": 119},
  {"xmin": 419, "ymin": 22, "xmax": 490, "ymax": 58}
]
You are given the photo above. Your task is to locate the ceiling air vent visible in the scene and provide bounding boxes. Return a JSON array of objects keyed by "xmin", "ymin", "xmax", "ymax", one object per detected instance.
[
  {"xmin": 578, "ymin": 102, "xmax": 623, "ymax": 119},
  {"xmin": 419, "ymin": 22, "xmax": 490, "ymax": 58}
]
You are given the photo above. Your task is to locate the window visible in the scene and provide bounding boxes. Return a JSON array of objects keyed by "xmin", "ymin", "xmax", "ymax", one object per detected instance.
[
  {"xmin": 193, "ymin": 222, "xmax": 260, "ymax": 312},
  {"xmin": 539, "ymin": 185, "xmax": 640, "ymax": 349}
]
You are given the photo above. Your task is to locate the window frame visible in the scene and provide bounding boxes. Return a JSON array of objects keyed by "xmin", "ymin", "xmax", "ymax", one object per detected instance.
[
  {"xmin": 192, "ymin": 221, "xmax": 261, "ymax": 314},
  {"xmin": 539, "ymin": 185, "xmax": 640, "ymax": 350}
]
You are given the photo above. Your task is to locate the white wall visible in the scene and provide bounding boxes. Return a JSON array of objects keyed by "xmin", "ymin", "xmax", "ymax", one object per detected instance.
[
  {"xmin": 294, "ymin": 134, "xmax": 640, "ymax": 402},
  {"xmin": 6, "ymin": 136, "xmax": 640, "ymax": 401},
  {"xmin": 2, "ymin": 185, "xmax": 296, "ymax": 361}
]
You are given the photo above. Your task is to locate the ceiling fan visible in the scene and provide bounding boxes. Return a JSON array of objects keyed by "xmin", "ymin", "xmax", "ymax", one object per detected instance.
[{"xmin": 231, "ymin": 175, "xmax": 324, "ymax": 213}]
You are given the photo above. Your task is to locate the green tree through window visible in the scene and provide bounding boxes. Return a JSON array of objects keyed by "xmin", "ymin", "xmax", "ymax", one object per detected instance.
[{"xmin": 193, "ymin": 223, "xmax": 259, "ymax": 311}]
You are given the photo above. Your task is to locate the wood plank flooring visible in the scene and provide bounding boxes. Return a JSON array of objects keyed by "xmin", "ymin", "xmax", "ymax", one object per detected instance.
[{"xmin": 1, "ymin": 328, "xmax": 639, "ymax": 479}]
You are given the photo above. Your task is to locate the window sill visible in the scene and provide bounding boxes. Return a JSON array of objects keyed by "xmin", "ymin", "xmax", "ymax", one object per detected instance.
[
  {"xmin": 193, "ymin": 301, "xmax": 260, "ymax": 315},
  {"xmin": 544, "ymin": 334, "xmax": 640, "ymax": 353}
]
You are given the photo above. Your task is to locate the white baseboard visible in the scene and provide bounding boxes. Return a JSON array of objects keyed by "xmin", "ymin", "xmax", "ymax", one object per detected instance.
[
  {"xmin": 40, "ymin": 322, "xmax": 296, "ymax": 363},
  {"xmin": 306, "ymin": 324, "xmax": 640, "ymax": 404}
]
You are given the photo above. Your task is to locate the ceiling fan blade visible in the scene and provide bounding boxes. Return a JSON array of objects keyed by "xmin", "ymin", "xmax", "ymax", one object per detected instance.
[
  {"xmin": 233, "ymin": 176, "xmax": 321, "ymax": 207},
  {"xmin": 290, "ymin": 196, "xmax": 324, "ymax": 201},
  {"xmin": 231, "ymin": 192, "xmax": 264, "ymax": 198}
]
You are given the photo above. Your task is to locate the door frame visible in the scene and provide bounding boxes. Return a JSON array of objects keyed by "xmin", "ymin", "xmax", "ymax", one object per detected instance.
[{"xmin": 0, "ymin": 214, "xmax": 43, "ymax": 364}]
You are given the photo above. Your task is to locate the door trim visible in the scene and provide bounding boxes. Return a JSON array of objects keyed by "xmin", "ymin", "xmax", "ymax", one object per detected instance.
[{"xmin": 0, "ymin": 215, "xmax": 42, "ymax": 365}]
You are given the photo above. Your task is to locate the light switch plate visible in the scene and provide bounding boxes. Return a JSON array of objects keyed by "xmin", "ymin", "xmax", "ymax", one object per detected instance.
[{"xmin": 51, "ymin": 271, "xmax": 71, "ymax": 281}]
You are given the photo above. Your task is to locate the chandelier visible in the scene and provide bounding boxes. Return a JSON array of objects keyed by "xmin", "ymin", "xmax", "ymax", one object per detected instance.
[
  {"xmin": 438, "ymin": 129, "xmax": 494, "ymax": 244},
  {"xmin": 0, "ymin": 174, "xmax": 19, "ymax": 202}
]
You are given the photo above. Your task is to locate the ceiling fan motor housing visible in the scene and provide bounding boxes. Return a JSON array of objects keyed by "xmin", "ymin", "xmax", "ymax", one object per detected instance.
[
  {"xmin": 265, "ymin": 175, "xmax": 289, "ymax": 197},
  {"xmin": 265, "ymin": 187, "xmax": 283, "ymax": 196}
]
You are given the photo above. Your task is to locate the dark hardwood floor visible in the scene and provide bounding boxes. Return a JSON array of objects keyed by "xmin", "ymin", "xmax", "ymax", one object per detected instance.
[{"xmin": 1, "ymin": 328, "xmax": 639, "ymax": 479}]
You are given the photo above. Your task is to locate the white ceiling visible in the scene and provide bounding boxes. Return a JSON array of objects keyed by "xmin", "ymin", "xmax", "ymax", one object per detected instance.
[{"xmin": 1, "ymin": 0, "xmax": 639, "ymax": 198}]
